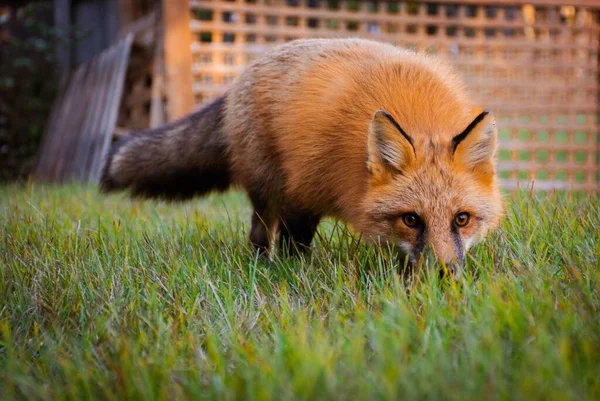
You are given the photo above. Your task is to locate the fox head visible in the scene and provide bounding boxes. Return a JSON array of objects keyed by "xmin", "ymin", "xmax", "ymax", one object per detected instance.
[{"xmin": 361, "ymin": 109, "xmax": 504, "ymax": 275}]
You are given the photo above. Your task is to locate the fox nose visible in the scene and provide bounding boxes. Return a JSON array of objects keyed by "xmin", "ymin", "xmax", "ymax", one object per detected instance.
[
  {"xmin": 419, "ymin": 245, "xmax": 463, "ymax": 280},
  {"xmin": 440, "ymin": 262, "xmax": 462, "ymax": 281}
]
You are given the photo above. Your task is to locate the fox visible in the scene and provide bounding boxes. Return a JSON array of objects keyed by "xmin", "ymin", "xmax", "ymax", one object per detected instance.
[{"xmin": 101, "ymin": 38, "xmax": 504, "ymax": 273}]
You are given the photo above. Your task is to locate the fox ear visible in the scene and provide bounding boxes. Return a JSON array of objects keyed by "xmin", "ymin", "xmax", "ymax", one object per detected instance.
[
  {"xmin": 367, "ymin": 110, "xmax": 416, "ymax": 177},
  {"xmin": 452, "ymin": 111, "xmax": 498, "ymax": 171}
]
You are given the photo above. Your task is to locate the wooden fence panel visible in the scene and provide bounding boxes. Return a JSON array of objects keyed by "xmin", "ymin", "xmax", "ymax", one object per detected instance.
[
  {"xmin": 33, "ymin": 35, "xmax": 133, "ymax": 183},
  {"xmin": 189, "ymin": 0, "xmax": 599, "ymax": 193}
]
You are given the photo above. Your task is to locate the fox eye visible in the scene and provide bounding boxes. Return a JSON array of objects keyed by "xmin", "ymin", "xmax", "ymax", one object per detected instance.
[
  {"xmin": 455, "ymin": 212, "xmax": 471, "ymax": 227},
  {"xmin": 402, "ymin": 213, "xmax": 421, "ymax": 228}
]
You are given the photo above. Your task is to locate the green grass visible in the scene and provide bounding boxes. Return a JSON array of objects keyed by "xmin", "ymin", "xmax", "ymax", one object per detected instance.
[{"xmin": 1, "ymin": 184, "xmax": 599, "ymax": 401}]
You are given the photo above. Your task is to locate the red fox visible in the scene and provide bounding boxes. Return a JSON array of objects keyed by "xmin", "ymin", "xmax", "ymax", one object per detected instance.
[{"xmin": 101, "ymin": 38, "xmax": 504, "ymax": 272}]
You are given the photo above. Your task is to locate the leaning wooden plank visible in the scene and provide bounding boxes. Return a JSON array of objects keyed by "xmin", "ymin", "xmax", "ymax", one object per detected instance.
[
  {"xmin": 34, "ymin": 64, "xmax": 86, "ymax": 180},
  {"xmin": 53, "ymin": 63, "xmax": 91, "ymax": 181},
  {"xmin": 85, "ymin": 47, "xmax": 118, "ymax": 180},
  {"xmin": 56, "ymin": 60, "xmax": 97, "ymax": 182},
  {"xmin": 37, "ymin": 63, "xmax": 90, "ymax": 181},
  {"xmin": 82, "ymin": 44, "xmax": 121, "ymax": 181},
  {"xmin": 64, "ymin": 52, "xmax": 102, "ymax": 181},
  {"xmin": 34, "ymin": 74, "xmax": 68, "ymax": 177},
  {"xmin": 33, "ymin": 36, "xmax": 133, "ymax": 183},
  {"xmin": 87, "ymin": 34, "xmax": 133, "ymax": 183},
  {"xmin": 71, "ymin": 44, "xmax": 113, "ymax": 181}
]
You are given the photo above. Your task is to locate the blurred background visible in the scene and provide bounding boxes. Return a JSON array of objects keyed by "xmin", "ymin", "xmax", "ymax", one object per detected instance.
[{"xmin": 1, "ymin": 0, "xmax": 598, "ymax": 192}]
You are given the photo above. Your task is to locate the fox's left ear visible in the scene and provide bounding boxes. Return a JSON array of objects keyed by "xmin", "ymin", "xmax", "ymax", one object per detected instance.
[{"xmin": 452, "ymin": 111, "xmax": 497, "ymax": 171}]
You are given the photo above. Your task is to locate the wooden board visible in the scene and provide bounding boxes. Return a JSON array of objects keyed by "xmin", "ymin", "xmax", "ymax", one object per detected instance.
[{"xmin": 33, "ymin": 34, "xmax": 133, "ymax": 184}]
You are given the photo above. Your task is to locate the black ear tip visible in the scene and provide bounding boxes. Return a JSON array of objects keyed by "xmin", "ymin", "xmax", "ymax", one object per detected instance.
[
  {"xmin": 478, "ymin": 111, "xmax": 497, "ymax": 129},
  {"xmin": 451, "ymin": 110, "xmax": 495, "ymax": 153},
  {"xmin": 373, "ymin": 110, "xmax": 391, "ymax": 120},
  {"xmin": 470, "ymin": 110, "xmax": 491, "ymax": 124}
]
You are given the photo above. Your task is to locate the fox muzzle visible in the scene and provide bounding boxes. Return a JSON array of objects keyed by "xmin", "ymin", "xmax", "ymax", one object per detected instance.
[{"xmin": 418, "ymin": 244, "xmax": 463, "ymax": 280}]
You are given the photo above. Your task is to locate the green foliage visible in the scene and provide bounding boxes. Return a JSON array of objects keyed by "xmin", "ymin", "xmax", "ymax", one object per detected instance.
[
  {"xmin": 0, "ymin": 3, "xmax": 82, "ymax": 182},
  {"xmin": 0, "ymin": 186, "xmax": 599, "ymax": 400}
]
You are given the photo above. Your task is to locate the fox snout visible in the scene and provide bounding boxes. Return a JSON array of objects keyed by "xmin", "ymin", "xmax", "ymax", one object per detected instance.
[{"xmin": 418, "ymin": 242, "xmax": 464, "ymax": 280}]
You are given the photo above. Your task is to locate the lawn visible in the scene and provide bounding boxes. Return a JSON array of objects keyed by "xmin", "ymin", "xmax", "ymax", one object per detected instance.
[{"xmin": 1, "ymin": 184, "xmax": 598, "ymax": 400}]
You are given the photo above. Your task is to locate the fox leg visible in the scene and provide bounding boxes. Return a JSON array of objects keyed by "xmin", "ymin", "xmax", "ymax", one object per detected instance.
[
  {"xmin": 248, "ymin": 192, "xmax": 279, "ymax": 256},
  {"xmin": 278, "ymin": 208, "xmax": 321, "ymax": 256},
  {"xmin": 250, "ymin": 212, "xmax": 278, "ymax": 255}
]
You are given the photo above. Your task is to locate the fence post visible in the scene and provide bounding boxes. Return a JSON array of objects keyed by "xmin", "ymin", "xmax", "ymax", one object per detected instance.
[{"xmin": 162, "ymin": 0, "xmax": 195, "ymax": 121}]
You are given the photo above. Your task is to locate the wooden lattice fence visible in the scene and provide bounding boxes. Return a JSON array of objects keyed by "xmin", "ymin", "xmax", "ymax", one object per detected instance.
[{"xmin": 189, "ymin": 0, "xmax": 599, "ymax": 193}]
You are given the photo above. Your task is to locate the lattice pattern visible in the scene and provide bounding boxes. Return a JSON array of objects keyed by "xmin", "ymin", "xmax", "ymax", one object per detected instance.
[
  {"xmin": 189, "ymin": 0, "xmax": 599, "ymax": 192},
  {"xmin": 119, "ymin": 51, "xmax": 154, "ymax": 131},
  {"xmin": 117, "ymin": 10, "xmax": 166, "ymax": 131}
]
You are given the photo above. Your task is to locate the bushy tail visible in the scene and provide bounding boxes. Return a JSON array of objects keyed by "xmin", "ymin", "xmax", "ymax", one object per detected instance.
[{"xmin": 100, "ymin": 96, "xmax": 231, "ymax": 200}]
